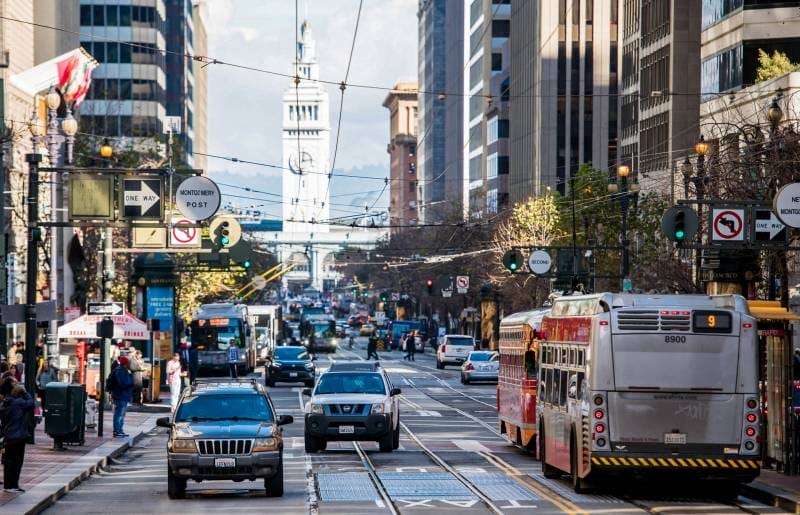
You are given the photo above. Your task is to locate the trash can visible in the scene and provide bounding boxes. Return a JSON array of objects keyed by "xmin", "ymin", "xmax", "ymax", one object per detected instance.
[{"xmin": 44, "ymin": 383, "xmax": 86, "ymax": 449}]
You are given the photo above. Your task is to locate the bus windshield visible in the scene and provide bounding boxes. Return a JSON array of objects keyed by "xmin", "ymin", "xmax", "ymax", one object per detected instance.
[
  {"xmin": 191, "ymin": 319, "xmax": 244, "ymax": 351},
  {"xmin": 312, "ymin": 322, "xmax": 336, "ymax": 339}
]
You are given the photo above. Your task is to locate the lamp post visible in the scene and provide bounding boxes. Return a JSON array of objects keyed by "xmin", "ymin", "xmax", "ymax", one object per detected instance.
[
  {"xmin": 25, "ymin": 114, "xmax": 45, "ymax": 407},
  {"xmin": 682, "ymin": 135, "xmax": 709, "ymax": 292},
  {"xmin": 608, "ymin": 165, "xmax": 632, "ymax": 289},
  {"xmin": 98, "ymin": 139, "xmax": 114, "ymax": 437},
  {"xmin": 767, "ymin": 97, "xmax": 783, "ymax": 301}
]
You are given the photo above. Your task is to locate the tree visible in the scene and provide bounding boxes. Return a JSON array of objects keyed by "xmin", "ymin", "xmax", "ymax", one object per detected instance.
[{"xmin": 755, "ymin": 49, "xmax": 799, "ymax": 83}]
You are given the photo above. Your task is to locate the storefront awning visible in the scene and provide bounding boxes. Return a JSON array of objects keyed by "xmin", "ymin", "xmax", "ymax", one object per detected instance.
[
  {"xmin": 57, "ymin": 312, "xmax": 150, "ymax": 341},
  {"xmin": 747, "ymin": 300, "xmax": 800, "ymax": 321}
]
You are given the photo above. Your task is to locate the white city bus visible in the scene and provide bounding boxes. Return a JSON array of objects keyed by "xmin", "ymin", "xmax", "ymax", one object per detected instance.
[{"xmin": 536, "ymin": 293, "xmax": 760, "ymax": 494}]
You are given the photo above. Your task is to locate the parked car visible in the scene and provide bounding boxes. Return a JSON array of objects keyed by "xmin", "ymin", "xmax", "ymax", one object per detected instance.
[
  {"xmin": 157, "ymin": 378, "xmax": 293, "ymax": 499},
  {"xmin": 302, "ymin": 368, "xmax": 401, "ymax": 453},
  {"xmin": 460, "ymin": 351, "xmax": 499, "ymax": 384},
  {"xmin": 360, "ymin": 323, "xmax": 376, "ymax": 337},
  {"xmin": 436, "ymin": 334, "xmax": 476, "ymax": 369},
  {"xmin": 267, "ymin": 346, "xmax": 316, "ymax": 387}
]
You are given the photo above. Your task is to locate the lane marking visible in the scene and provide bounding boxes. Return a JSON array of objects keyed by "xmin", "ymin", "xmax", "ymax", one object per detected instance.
[{"xmin": 454, "ymin": 439, "xmax": 492, "ymax": 453}]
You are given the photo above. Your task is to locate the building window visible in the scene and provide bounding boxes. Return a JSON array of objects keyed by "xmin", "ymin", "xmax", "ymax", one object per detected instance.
[
  {"xmin": 470, "ymin": 60, "xmax": 482, "ymax": 89},
  {"xmin": 498, "ymin": 155, "xmax": 509, "ymax": 175},
  {"xmin": 703, "ymin": 0, "xmax": 743, "ymax": 29},
  {"xmin": 492, "ymin": 53, "xmax": 502, "ymax": 72},
  {"xmin": 289, "ymin": 105, "xmax": 294, "ymax": 121},
  {"xmin": 488, "ymin": 152, "xmax": 498, "ymax": 179},
  {"xmin": 409, "ymin": 182, "xmax": 415, "ymax": 193},
  {"xmin": 92, "ymin": 5, "xmax": 105, "ymax": 25},
  {"xmin": 106, "ymin": 5, "xmax": 119, "ymax": 25},
  {"xmin": 488, "ymin": 117, "xmax": 498, "ymax": 145},
  {"xmin": 497, "ymin": 119, "xmax": 509, "ymax": 138},
  {"xmin": 701, "ymin": 43, "xmax": 742, "ymax": 98},
  {"xmin": 487, "ymin": 189, "xmax": 498, "ymax": 214},
  {"xmin": 469, "ymin": 124, "xmax": 482, "ymax": 151},
  {"xmin": 469, "ymin": 155, "xmax": 482, "ymax": 181},
  {"xmin": 80, "ymin": 5, "xmax": 91, "ymax": 26},
  {"xmin": 492, "ymin": 20, "xmax": 510, "ymax": 38}
]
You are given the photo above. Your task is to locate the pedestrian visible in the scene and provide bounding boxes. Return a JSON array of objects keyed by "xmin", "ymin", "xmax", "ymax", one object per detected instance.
[
  {"xmin": 110, "ymin": 355, "xmax": 133, "ymax": 438},
  {"xmin": 794, "ymin": 348, "xmax": 800, "ymax": 380},
  {"xmin": 187, "ymin": 343, "xmax": 199, "ymax": 383},
  {"xmin": 129, "ymin": 350, "xmax": 144, "ymax": 405},
  {"xmin": 0, "ymin": 384, "xmax": 35, "ymax": 492},
  {"xmin": 13, "ymin": 353, "xmax": 23, "ymax": 382},
  {"xmin": 166, "ymin": 353, "xmax": 184, "ymax": 412},
  {"xmin": 400, "ymin": 332, "xmax": 409, "ymax": 360},
  {"xmin": 406, "ymin": 333, "xmax": 417, "ymax": 361},
  {"xmin": 367, "ymin": 337, "xmax": 379, "ymax": 361},
  {"xmin": 227, "ymin": 344, "xmax": 240, "ymax": 378},
  {"xmin": 35, "ymin": 359, "xmax": 59, "ymax": 409}
]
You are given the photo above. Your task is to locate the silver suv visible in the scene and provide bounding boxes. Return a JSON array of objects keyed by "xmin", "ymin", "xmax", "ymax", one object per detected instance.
[
  {"xmin": 157, "ymin": 378, "xmax": 293, "ymax": 499},
  {"xmin": 303, "ymin": 367, "xmax": 401, "ymax": 453}
]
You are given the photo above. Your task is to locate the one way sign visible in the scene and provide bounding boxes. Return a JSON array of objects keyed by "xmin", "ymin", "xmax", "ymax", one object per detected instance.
[
  {"xmin": 87, "ymin": 302, "xmax": 125, "ymax": 316},
  {"xmin": 122, "ymin": 178, "xmax": 163, "ymax": 219},
  {"xmin": 754, "ymin": 208, "xmax": 788, "ymax": 244}
]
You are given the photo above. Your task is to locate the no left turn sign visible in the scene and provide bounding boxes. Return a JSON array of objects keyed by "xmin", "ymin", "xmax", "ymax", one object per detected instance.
[
  {"xmin": 170, "ymin": 218, "xmax": 200, "ymax": 247},
  {"xmin": 711, "ymin": 208, "xmax": 745, "ymax": 242}
]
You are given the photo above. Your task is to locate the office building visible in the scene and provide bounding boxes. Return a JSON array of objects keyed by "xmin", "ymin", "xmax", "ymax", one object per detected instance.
[
  {"xmin": 510, "ymin": 0, "xmax": 621, "ymax": 201},
  {"xmin": 618, "ymin": 0, "xmax": 701, "ymax": 191},
  {"xmin": 417, "ymin": 0, "xmax": 464, "ymax": 222},
  {"xmin": 383, "ymin": 82, "xmax": 419, "ymax": 232},
  {"xmin": 192, "ymin": 0, "xmax": 209, "ymax": 172}
]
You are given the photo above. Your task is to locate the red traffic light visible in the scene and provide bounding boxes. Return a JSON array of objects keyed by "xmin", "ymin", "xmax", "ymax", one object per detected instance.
[{"xmin": 426, "ymin": 279, "xmax": 433, "ymax": 287}]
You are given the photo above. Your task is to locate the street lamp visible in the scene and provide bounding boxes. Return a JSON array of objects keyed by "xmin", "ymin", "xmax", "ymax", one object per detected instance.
[
  {"xmin": 682, "ymin": 134, "xmax": 709, "ymax": 292},
  {"xmin": 99, "ymin": 138, "xmax": 113, "ymax": 159},
  {"xmin": 617, "ymin": 165, "xmax": 632, "ymax": 287},
  {"xmin": 768, "ymin": 98, "xmax": 784, "ymax": 126}
]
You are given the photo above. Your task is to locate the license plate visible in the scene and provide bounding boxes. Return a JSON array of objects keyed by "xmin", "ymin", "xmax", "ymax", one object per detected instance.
[
  {"xmin": 214, "ymin": 457, "xmax": 236, "ymax": 468},
  {"xmin": 339, "ymin": 425, "xmax": 355, "ymax": 434},
  {"xmin": 480, "ymin": 366, "xmax": 490, "ymax": 371},
  {"xmin": 289, "ymin": 372, "xmax": 298, "ymax": 377},
  {"xmin": 664, "ymin": 433, "xmax": 686, "ymax": 445}
]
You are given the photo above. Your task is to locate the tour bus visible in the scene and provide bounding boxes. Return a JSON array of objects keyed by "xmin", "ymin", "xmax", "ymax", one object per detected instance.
[
  {"xmin": 536, "ymin": 293, "xmax": 760, "ymax": 494},
  {"xmin": 498, "ymin": 308, "xmax": 549, "ymax": 451},
  {"xmin": 189, "ymin": 303, "xmax": 256, "ymax": 375}
]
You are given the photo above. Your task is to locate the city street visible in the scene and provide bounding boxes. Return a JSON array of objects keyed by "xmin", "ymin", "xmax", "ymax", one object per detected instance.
[{"xmin": 43, "ymin": 338, "xmax": 788, "ymax": 515}]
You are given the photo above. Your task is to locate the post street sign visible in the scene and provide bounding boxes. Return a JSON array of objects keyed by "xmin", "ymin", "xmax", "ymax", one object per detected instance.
[
  {"xmin": 753, "ymin": 208, "xmax": 788, "ymax": 245},
  {"xmin": 122, "ymin": 177, "xmax": 163, "ymax": 219},
  {"xmin": 69, "ymin": 175, "xmax": 114, "ymax": 220},
  {"xmin": 175, "ymin": 176, "xmax": 221, "ymax": 221},
  {"xmin": 773, "ymin": 182, "xmax": 800, "ymax": 228},
  {"xmin": 87, "ymin": 302, "xmax": 125, "ymax": 316}
]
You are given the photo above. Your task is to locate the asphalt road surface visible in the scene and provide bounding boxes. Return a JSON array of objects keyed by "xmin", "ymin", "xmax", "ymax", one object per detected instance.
[{"xmin": 45, "ymin": 337, "xmax": 789, "ymax": 514}]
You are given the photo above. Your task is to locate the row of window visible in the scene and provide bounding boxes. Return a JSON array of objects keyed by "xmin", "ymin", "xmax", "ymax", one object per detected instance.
[
  {"xmin": 286, "ymin": 130, "xmax": 321, "ymax": 136},
  {"xmin": 79, "ymin": 114, "xmax": 163, "ymax": 138},
  {"xmin": 80, "ymin": 4, "xmax": 164, "ymax": 31},
  {"xmin": 541, "ymin": 344, "xmax": 586, "ymax": 370},
  {"xmin": 641, "ymin": 0, "xmax": 671, "ymax": 47},
  {"xmin": 81, "ymin": 41, "xmax": 164, "ymax": 66},
  {"xmin": 89, "ymin": 78, "xmax": 164, "ymax": 102},
  {"xmin": 498, "ymin": 349, "xmax": 536, "ymax": 380},
  {"xmin": 289, "ymin": 104, "xmax": 320, "ymax": 121},
  {"xmin": 539, "ymin": 367, "xmax": 585, "ymax": 408}
]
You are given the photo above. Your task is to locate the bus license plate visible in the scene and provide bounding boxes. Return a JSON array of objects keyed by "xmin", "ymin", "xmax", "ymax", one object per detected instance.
[
  {"xmin": 339, "ymin": 425, "xmax": 355, "ymax": 434},
  {"xmin": 664, "ymin": 433, "xmax": 686, "ymax": 445},
  {"xmin": 290, "ymin": 372, "xmax": 298, "ymax": 377},
  {"xmin": 215, "ymin": 458, "xmax": 236, "ymax": 468}
]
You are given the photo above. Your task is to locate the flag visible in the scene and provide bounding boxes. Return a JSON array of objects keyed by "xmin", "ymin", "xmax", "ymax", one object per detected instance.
[{"xmin": 56, "ymin": 48, "xmax": 97, "ymax": 106}]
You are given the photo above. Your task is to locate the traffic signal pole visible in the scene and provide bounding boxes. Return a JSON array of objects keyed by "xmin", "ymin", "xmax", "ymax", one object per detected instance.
[{"xmin": 24, "ymin": 153, "xmax": 42, "ymax": 408}]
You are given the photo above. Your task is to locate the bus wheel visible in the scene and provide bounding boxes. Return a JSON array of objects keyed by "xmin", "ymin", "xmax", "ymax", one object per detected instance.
[
  {"xmin": 570, "ymin": 434, "xmax": 591, "ymax": 493},
  {"xmin": 539, "ymin": 424, "xmax": 560, "ymax": 479}
]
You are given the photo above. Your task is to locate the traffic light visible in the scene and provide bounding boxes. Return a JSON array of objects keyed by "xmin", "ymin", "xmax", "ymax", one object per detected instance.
[
  {"xmin": 426, "ymin": 278, "xmax": 434, "ymax": 294},
  {"xmin": 228, "ymin": 240, "xmax": 253, "ymax": 269},
  {"xmin": 674, "ymin": 210, "xmax": 686, "ymax": 242},
  {"xmin": 661, "ymin": 206, "xmax": 699, "ymax": 243},
  {"xmin": 362, "ymin": 291, "xmax": 369, "ymax": 298},
  {"xmin": 502, "ymin": 249, "xmax": 525, "ymax": 273},
  {"xmin": 380, "ymin": 291, "xmax": 388, "ymax": 302},
  {"xmin": 218, "ymin": 220, "xmax": 231, "ymax": 246},
  {"xmin": 209, "ymin": 216, "xmax": 241, "ymax": 249}
]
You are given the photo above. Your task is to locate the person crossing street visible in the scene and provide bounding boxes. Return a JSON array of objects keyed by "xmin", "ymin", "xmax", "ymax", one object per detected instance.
[{"xmin": 228, "ymin": 344, "xmax": 240, "ymax": 378}]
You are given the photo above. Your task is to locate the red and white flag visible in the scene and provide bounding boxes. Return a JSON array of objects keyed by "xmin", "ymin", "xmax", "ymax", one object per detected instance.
[{"xmin": 56, "ymin": 48, "xmax": 97, "ymax": 106}]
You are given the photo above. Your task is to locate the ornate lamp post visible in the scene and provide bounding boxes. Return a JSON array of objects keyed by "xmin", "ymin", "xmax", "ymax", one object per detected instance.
[{"xmin": 608, "ymin": 164, "xmax": 635, "ymax": 289}]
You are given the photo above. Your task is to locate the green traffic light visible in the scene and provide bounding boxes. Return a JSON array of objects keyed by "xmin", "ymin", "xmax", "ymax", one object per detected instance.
[
  {"xmin": 220, "ymin": 236, "xmax": 230, "ymax": 246},
  {"xmin": 242, "ymin": 260, "xmax": 251, "ymax": 268},
  {"xmin": 675, "ymin": 229, "xmax": 685, "ymax": 241},
  {"xmin": 510, "ymin": 262, "xmax": 517, "ymax": 270}
]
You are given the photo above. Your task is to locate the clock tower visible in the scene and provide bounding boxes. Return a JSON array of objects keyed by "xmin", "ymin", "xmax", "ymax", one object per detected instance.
[{"xmin": 282, "ymin": 20, "xmax": 331, "ymax": 233}]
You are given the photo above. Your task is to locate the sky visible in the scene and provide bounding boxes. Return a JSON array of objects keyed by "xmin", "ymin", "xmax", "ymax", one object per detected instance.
[{"xmin": 205, "ymin": 0, "xmax": 417, "ymax": 221}]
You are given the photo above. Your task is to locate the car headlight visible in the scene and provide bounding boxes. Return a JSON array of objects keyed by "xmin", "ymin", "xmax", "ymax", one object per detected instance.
[
  {"xmin": 272, "ymin": 362, "xmax": 282, "ymax": 369},
  {"xmin": 310, "ymin": 404, "xmax": 324, "ymax": 414},
  {"xmin": 252, "ymin": 437, "xmax": 278, "ymax": 452},
  {"xmin": 371, "ymin": 403, "xmax": 385, "ymax": 414},
  {"xmin": 331, "ymin": 340, "xmax": 337, "ymax": 346},
  {"xmin": 304, "ymin": 363, "xmax": 314, "ymax": 370},
  {"xmin": 170, "ymin": 439, "xmax": 196, "ymax": 453}
]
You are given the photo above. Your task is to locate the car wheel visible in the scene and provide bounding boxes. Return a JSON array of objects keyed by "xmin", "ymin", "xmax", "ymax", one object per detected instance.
[
  {"xmin": 264, "ymin": 456, "xmax": 284, "ymax": 497},
  {"xmin": 304, "ymin": 380, "xmax": 315, "ymax": 388},
  {"xmin": 167, "ymin": 468, "xmax": 186, "ymax": 499},
  {"xmin": 571, "ymin": 434, "xmax": 591, "ymax": 493},
  {"xmin": 379, "ymin": 429, "xmax": 393, "ymax": 452},
  {"xmin": 392, "ymin": 419, "xmax": 400, "ymax": 449},
  {"xmin": 267, "ymin": 379, "xmax": 276, "ymax": 387},
  {"xmin": 436, "ymin": 360, "xmax": 444, "ymax": 370},
  {"xmin": 304, "ymin": 432, "xmax": 320, "ymax": 453},
  {"xmin": 461, "ymin": 375, "xmax": 469, "ymax": 385}
]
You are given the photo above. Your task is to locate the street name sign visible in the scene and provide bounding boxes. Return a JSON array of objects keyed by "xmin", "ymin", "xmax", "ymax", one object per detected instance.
[
  {"xmin": 774, "ymin": 182, "xmax": 800, "ymax": 228},
  {"xmin": 528, "ymin": 250, "xmax": 553, "ymax": 275},
  {"xmin": 710, "ymin": 207, "xmax": 745, "ymax": 242},
  {"xmin": 456, "ymin": 275, "xmax": 469, "ymax": 294},
  {"xmin": 175, "ymin": 176, "xmax": 221, "ymax": 221},
  {"xmin": 122, "ymin": 178, "xmax": 163, "ymax": 219},
  {"xmin": 69, "ymin": 175, "xmax": 114, "ymax": 220},
  {"xmin": 169, "ymin": 217, "xmax": 201, "ymax": 247},
  {"xmin": 88, "ymin": 302, "xmax": 124, "ymax": 316},
  {"xmin": 753, "ymin": 208, "xmax": 788, "ymax": 244}
]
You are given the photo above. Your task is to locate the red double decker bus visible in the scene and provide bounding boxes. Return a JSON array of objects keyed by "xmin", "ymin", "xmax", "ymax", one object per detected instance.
[{"xmin": 497, "ymin": 308, "xmax": 549, "ymax": 451}]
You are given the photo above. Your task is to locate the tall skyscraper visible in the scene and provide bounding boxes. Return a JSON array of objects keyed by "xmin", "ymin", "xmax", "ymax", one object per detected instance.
[
  {"xmin": 383, "ymin": 82, "xmax": 418, "ymax": 232},
  {"xmin": 281, "ymin": 20, "xmax": 331, "ymax": 233},
  {"xmin": 79, "ymin": 1, "xmax": 167, "ymax": 140},
  {"xmin": 191, "ymin": 0, "xmax": 209, "ymax": 173},
  {"xmin": 417, "ymin": 0, "xmax": 464, "ymax": 222}
]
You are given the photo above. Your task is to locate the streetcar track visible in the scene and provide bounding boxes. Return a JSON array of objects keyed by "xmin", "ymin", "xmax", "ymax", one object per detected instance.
[
  {"xmin": 352, "ymin": 441, "xmax": 399, "ymax": 515},
  {"xmin": 623, "ymin": 495, "xmax": 762, "ymax": 515}
]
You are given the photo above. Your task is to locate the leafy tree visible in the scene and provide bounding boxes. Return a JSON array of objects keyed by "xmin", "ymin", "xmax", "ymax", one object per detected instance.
[{"xmin": 755, "ymin": 49, "xmax": 799, "ymax": 83}]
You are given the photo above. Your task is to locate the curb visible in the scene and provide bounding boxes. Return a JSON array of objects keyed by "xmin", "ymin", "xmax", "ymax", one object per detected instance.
[
  {"xmin": 5, "ymin": 414, "xmax": 162, "ymax": 515},
  {"xmin": 742, "ymin": 481, "xmax": 800, "ymax": 514}
]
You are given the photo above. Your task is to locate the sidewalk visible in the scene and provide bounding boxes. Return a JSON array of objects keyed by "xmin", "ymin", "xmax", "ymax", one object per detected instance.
[
  {"xmin": 744, "ymin": 469, "xmax": 800, "ymax": 514},
  {"xmin": 0, "ymin": 402, "xmax": 166, "ymax": 515}
]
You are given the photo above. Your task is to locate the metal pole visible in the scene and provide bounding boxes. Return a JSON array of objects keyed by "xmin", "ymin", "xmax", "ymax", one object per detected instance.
[
  {"xmin": 621, "ymin": 176, "xmax": 630, "ymax": 284},
  {"xmin": 0, "ymin": 126, "xmax": 6, "ymax": 358},
  {"xmin": 99, "ymin": 156, "xmax": 113, "ymax": 437},
  {"xmin": 24, "ymin": 153, "xmax": 42, "ymax": 404},
  {"xmin": 46, "ymin": 102, "xmax": 60, "ymax": 354},
  {"xmin": 570, "ymin": 176, "xmax": 578, "ymax": 290},
  {"xmin": 695, "ymin": 154, "xmax": 705, "ymax": 293}
]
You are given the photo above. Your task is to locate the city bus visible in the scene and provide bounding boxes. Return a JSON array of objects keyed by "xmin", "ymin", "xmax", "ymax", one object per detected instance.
[
  {"xmin": 189, "ymin": 303, "xmax": 256, "ymax": 375},
  {"xmin": 536, "ymin": 293, "xmax": 760, "ymax": 494},
  {"xmin": 498, "ymin": 308, "xmax": 549, "ymax": 451}
]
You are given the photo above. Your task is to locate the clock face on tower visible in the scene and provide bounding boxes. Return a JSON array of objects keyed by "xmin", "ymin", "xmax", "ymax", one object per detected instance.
[{"xmin": 289, "ymin": 151, "xmax": 314, "ymax": 175}]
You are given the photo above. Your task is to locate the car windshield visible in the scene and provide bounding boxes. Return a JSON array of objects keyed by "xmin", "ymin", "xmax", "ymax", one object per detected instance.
[
  {"xmin": 469, "ymin": 352, "xmax": 496, "ymax": 362},
  {"xmin": 175, "ymin": 394, "xmax": 274, "ymax": 422},
  {"xmin": 447, "ymin": 337, "xmax": 474, "ymax": 346},
  {"xmin": 315, "ymin": 373, "xmax": 386, "ymax": 395},
  {"xmin": 275, "ymin": 347, "xmax": 308, "ymax": 360}
]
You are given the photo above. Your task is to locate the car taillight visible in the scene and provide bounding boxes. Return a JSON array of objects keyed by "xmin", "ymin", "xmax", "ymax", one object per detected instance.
[
  {"xmin": 595, "ymin": 423, "xmax": 605, "ymax": 433},
  {"xmin": 465, "ymin": 363, "xmax": 474, "ymax": 371},
  {"xmin": 594, "ymin": 409, "xmax": 604, "ymax": 419},
  {"xmin": 745, "ymin": 427, "xmax": 756, "ymax": 437},
  {"xmin": 746, "ymin": 413, "xmax": 757, "ymax": 423},
  {"xmin": 440, "ymin": 344, "xmax": 446, "ymax": 352}
]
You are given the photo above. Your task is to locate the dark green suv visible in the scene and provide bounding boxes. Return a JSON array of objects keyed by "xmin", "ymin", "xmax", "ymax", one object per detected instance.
[{"xmin": 156, "ymin": 378, "xmax": 293, "ymax": 499}]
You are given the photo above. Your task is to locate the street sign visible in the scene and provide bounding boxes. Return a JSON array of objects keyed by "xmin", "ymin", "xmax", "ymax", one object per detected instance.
[
  {"xmin": 175, "ymin": 176, "xmax": 221, "ymax": 221},
  {"xmin": 169, "ymin": 217, "xmax": 201, "ymax": 247},
  {"xmin": 132, "ymin": 226, "xmax": 167, "ymax": 248},
  {"xmin": 442, "ymin": 290, "xmax": 453, "ymax": 298},
  {"xmin": 456, "ymin": 275, "xmax": 469, "ymax": 294},
  {"xmin": 527, "ymin": 250, "xmax": 552, "ymax": 275},
  {"xmin": 710, "ymin": 208, "xmax": 745, "ymax": 242},
  {"xmin": 0, "ymin": 301, "xmax": 57, "ymax": 324},
  {"xmin": 753, "ymin": 208, "xmax": 788, "ymax": 244},
  {"xmin": 87, "ymin": 302, "xmax": 125, "ymax": 316},
  {"xmin": 69, "ymin": 175, "xmax": 114, "ymax": 220},
  {"xmin": 122, "ymin": 178, "xmax": 163, "ymax": 219},
  {"xmin": 391, "ymin": 292, "xmax": 400, "ymax": 302},
  {"xmin": 164, "ymin": 115, "xmax": 182, "ymax": 134},
  {"xmin": 774, "ymin": 182, "xmax": 800, "ymax": 228}
]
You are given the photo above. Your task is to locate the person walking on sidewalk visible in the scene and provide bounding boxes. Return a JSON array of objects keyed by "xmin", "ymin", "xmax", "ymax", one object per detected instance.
[
  {"xmin": 0, "ymin": 384, "xmax": 35, "ymax": 493},
  {"xmin": 110, "ymin": 356, "xmax": 133, "ymax": 438},
  {"xmin": 227, "ymin": 344, "xmax": 240, "ymax": 378},
  {"xmin": 129, "ymin": 350, "xmax": 144, "ymax": 405},
  {"xmin": 166, "ymin": 353, "xmax": 185, "ymax": 412},
  {"xmin": 35, "ymin": 359, "xmax": 59, "ymax": 409}
]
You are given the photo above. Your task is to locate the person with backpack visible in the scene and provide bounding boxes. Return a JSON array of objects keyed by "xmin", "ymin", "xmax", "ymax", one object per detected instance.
[{"xmin": 109, "ymin": 356, "xmax": 133, "ymax": 438}]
